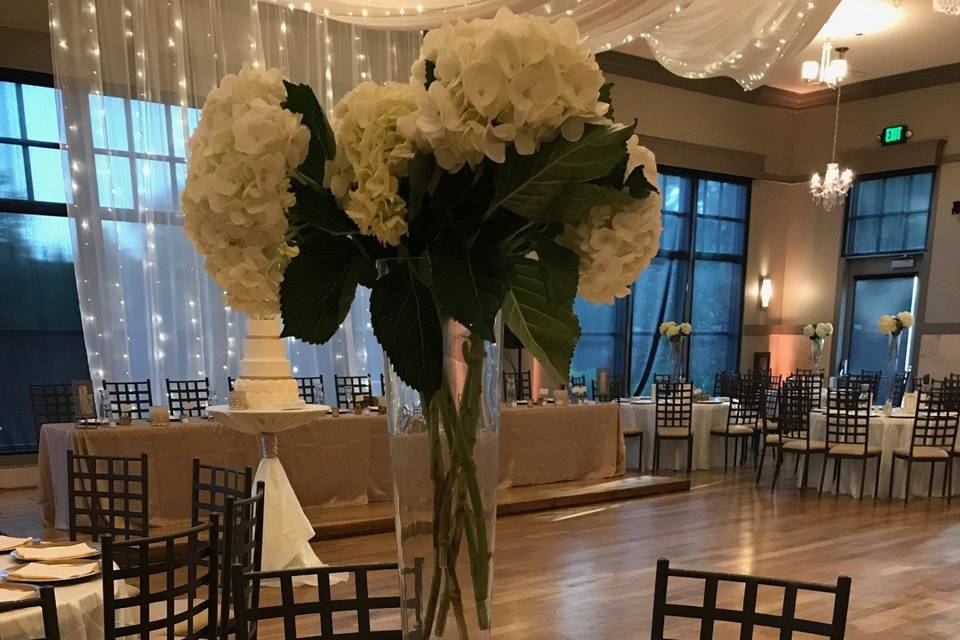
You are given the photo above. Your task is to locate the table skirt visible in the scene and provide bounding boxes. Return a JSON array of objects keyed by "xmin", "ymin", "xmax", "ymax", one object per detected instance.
[{"xmin": 619, "ymin": 402, "xmax": 731, "ymax": 472}]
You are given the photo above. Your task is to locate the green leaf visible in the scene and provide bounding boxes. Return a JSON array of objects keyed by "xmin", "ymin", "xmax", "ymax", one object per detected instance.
[
  {"xmin": 551, "ymin": 182, "xmax": 637, "ymax": 224},
  {"xmin": 502, "ymin": 257, "xmax": 580, "ymax": 384},
  {"xmin": 283, "ymin": 80, "xmax": 336, "ymax": 182},
  {"xmin": 430, "ymin": 229, "xmax": 510, "ymax": 342},
  {"xmin": 599, "ymin": 81, "xmax": 614, "ymax": 121},
  {"xmin": 624, "ymin": 165, "xmax": 659, "ymax": 200},
  {"xmin": 280, "ymin": 234, "xmax": 365, "ymax": 344},
  {"xmin": 289, "ymin": 180, "xmax": 358, "ymax": 236},
  {"xmin": 491, "ymin": 123, "xmax": 634, "ymax": 221},
  {"xmin": 370, "ymin": 263, "xmax": 443, "ymax": 401},
  {"xmin": 405, "ymin": 153, "xmax": 435, "ymax": 221},
  {"xmin": 530, "ymin": 237, "xmax": 579, "ymax": 308}
]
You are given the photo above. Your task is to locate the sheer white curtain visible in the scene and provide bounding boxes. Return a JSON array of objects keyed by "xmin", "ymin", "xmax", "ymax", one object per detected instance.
[{"xmin": 49, "ymin": 0, "xmax": 421, "ymax": 402}]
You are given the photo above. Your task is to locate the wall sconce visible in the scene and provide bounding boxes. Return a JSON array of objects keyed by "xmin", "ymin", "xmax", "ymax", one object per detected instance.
[{"xmin": 759, "ymin": 277, "xmax": 773, "ymax": 309}]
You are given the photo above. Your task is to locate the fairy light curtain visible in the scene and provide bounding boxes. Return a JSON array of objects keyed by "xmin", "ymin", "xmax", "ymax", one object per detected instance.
[{"xmin": 49, "ymin": 0, "xmax": 421, "ymax": 401}]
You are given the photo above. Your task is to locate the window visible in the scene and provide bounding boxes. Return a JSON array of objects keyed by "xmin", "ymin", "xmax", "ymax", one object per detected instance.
[
  {"xmin": 843, "ymin": 169, "xmax": 935, "ymax": 257},
  {"xmin": 0, "ymin": 70, "xmax": 89, "ymax": 454}
]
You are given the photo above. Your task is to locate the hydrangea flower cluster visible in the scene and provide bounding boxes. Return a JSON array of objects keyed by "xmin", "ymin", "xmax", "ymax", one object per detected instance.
[
  {"xmin": 802, "ymin": 322, "xmax": 834, "ymax": 339},
  {"xmin": 181, "ymin": 66, "xmax": 309, "ymax": 317},
  {"xmin": 879, "ymin": 311, "xmax": 913, "ymax": 336},
  {"xmin": 396, "ymin": 7, "xmax": 609, "ymax": 172},
  {"xmin": 659, "ymin": 321, "xmax": 692, "ymax": 340},
  {"xmin": 561, "ymin": 136, "xmax": 662, "ymax": 305},
  {"xmin": 325, "ymin": 81, "xmax": 418, "ymax": 246}
]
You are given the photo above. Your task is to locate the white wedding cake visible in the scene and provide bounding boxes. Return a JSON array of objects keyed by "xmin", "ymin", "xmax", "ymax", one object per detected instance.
[{"xmin": 234, "ymin": 317, "xmax": 304, "ymax": 409}]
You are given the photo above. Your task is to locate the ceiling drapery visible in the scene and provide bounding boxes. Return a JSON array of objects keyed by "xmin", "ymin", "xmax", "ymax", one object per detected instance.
[{"xmin": 310, "ymin": 0, "xmax": 840, "ymax": 89}]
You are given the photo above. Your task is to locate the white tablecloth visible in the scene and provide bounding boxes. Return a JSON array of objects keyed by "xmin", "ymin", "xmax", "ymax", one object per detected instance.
[
  {"xmin": 619, "ymin": 401, "xmax": 730, "ymax": 471},
  {"xmin": 0, "ymin": 556, "xmax": 129, "ymax": 640},
  {"xmin": 807, "ymin": 410, "xmax": 960, "ymax": 499}
]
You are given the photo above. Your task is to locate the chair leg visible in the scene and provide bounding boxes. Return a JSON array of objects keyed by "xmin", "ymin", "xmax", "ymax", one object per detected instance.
[
  {"xmin": 794, "ymin": 454, "xmax": 800, "ymax": 476},
  {"xmin": 756, "ymin": 443, "xmax": 767, "ymax": 485},
  {"xmin": 724, "ymin": 438, "xmax": 729, "ymax": 472},
  {"xmin": 772, "ymin": 448, "xmax": 783, "ymax": 491},
  {"xmin": 818, "ymin": 454, "xmax": 828, "ymax": 498},
  {"xmin": 947, "ymin": 459, "xmax": 954, "ymax": 504},
  {"xmin": 874, "ymin": 456, "xmax": 881, "ymax": 502},
  {"xmin": 942, "ymin": 460, "xmax": 949, "ymax": 499},
  {"xmin": 685, "ymin": 436, "xmax": 693, "ymax": 475},
  {"xmin": 742, "ymin": 436, "xmax": 749, "ymax": 465},
  {"xmin": 835, "ymin": 458, "xmax": 842, "ymax": 498},
  {"xmin": 905, "ymin": 459, "xmax": 913, "ymax": 505},
  {"xmin": 928, "ymin": 461, "xmax": 936, "ymax": 499},
  {"xmin": 638, "ymin": 433, "xmax": 644, "ymax": 474},
  {"xmin": 653, "ymin": 436, "xmax": 660, "ymax": 474},
  {"xmin": 859, "ymin": 458, "xmax": 867, "ymax": 502},
  {"xmin": 801, "ymin": 453, "xmax": 811, "ymax": 491},
  {"xmin": 888, "ymin": 457, "xmax": 897, "ymax": 501}
]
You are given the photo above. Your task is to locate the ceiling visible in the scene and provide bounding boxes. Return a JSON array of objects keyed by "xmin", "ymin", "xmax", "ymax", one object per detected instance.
[{"xmin": 3, "ymin": 0, "xmax": 960, "ymax": 95}]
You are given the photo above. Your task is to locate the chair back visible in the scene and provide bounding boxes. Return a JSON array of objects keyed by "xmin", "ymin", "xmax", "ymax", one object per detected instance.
[
  {"xmin": 825, "ymin": 388, "xmax": 871, "ymax": 452},
  {"xmin": 592, "ymin": 375, "xmax": 625, "ymax": 402},
  {"xmin": 503, "ymin": 371, "xmax": 532, "ymax": 401},
  {"xmin": 380, "ymin": 372, "xmax": 387, "ymax": 396},
  {"xmin": 909, "ymin": 390, "xmax": 960, "ymax": 453},
  {"xmin": 166, "ymin": 378, "xmax": 210, "ymax": 417},
  {"xmin": 295, "ymin": 376, "xmax": 325, "ymax": 404},
  {"xmin": 569, "ymin": 374, "xmax": 586, "ymax": 389},
  {"xmin": 778, "ymin": 379, "xmax": 813, "ymax": 444},
  {"xmin": 102, "ymin": 520, "xmax": 219, "ymax": 640},
  {"xmin": 888, "ymin": 372, "xmax": 910, "ymax": 408},
  {"xmin": 0, "ymin": 585, "xmax": 61, "ymax": 640},
  {"xmin": 650, "ymin": 558, "xmax": 851, "ymax": 639},
  {"xmin": 334, "ymin": 374, "xmax": 373, "ymax": 409},
  {"xmin": 102, "ymin": 380, "xmax": 153, "ymax": 420},
  {"xmin": 227, "ymin": 376, "xmax": 235, "ymax": 392},
  {"xmin": 725, "ymin": 376, "xmax": 760, "ymax": 431},
  {"xmin": 859, "ymin": 369, "xmax": 882, "ymax": 398},
  {"xmin": 713, "ymin": 371, "xmax": 738, "ymax": 397},
  {"xmin": 191, "ymin": 458, "xmax": 253, "ymax": 526},
  {"xmin": 232, "ymin": 563, "xmax": 406, "ymax": 640},
  {"xmin": 67, "ymin": 450, "xmax": 148, "ymax": 542},
  {"xmin": 794, "ymin": 370, "xmax": 824, "ymax": 409},
  {"xmin": 220, "ymin": 482, "xmax": 265, "ymax": 640},
  {"xmin": 30, "ymin": 383, "xmax": 77, "ymax": 435},
  {"xmin": 655, "ymin": 381, "xmax": 692, "ymax": 434}
]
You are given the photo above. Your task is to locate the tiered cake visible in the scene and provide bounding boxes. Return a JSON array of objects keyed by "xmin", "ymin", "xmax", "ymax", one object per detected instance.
[{"xmin": 234, "ymin": 317, "xmax": 303, "ymax": 409}]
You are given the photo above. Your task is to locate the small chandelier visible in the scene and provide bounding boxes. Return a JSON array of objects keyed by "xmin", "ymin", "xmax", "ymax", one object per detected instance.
[
  {"xmin": 933, "ymin": 0, "xmax": 960, "ymax": 16},
  {"xmin": 810, "ymin": 85, "xmax": 854, "ymax": 212}
]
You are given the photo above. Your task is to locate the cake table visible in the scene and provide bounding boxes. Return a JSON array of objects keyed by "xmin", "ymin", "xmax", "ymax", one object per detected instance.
[{"xmin": 208, "ymin": 405, "xmax": 346, "ymax": 584}]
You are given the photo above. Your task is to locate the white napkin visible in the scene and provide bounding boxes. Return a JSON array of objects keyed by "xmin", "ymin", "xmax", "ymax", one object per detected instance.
[
  {"xmin": 7, "ymin": 561, "xmax": 99, "ymax": 581},
  {"xmin": 0, "ymin": 585, "xmax": 35, "ymax": 603},
  {"xmin": 0, "ymin": 535, "xmax": 33, "ymax": 552},
  {"xmin": 15, "ymin": 542, "xmax": 98, "ymax": 562}
]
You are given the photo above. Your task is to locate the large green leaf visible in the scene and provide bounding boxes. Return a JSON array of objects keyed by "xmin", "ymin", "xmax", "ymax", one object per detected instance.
[
  {"xmin": 624, "ymin": 165, "xmax": 659, "ymax": 200},
  {"xmin": 280, "ymin": 234, "xmax": 365, "ymax": 344},
  {"xmin": 370, "ymin": 263, "xmax": 443, "ymax": 400},
  {"xmin": 490, "ymin": 123, "xmax": 634, "ymax": 221},
  {"xmin": 430, "ymin": 230, "xmax": 510, "ymax": 342},
  {"xmin": 289, "ymin": 180, "xmax": 358, "ymax": 236},
  {"xmin": 283, "ymin": 80, "xmax": 336, "ymax": 183},
  {"xmin": 530, "ymin": 237, "xmax": 579, "ymax": 308},
  {"xmin": 551, "ymin": 182, "xmax": 637, "ymax": 224},
  {"xmin": 502, "ymin": 257, "xmax": 580, "ymax": 384},
  {"xmin": 599, "ymin": 81, "xmax": 614, "ymax": 121}
]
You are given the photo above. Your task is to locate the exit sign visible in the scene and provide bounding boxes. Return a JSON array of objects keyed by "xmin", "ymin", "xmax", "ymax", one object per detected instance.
[{"xmin": 880, "ymin": 124, "xmax": 911, "ymax": 146}]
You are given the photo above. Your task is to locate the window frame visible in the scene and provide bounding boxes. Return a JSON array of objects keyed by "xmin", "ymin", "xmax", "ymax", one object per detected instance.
[{"xmin": 840, "ymin": 166, "xmax": 936, "ymax": 259}]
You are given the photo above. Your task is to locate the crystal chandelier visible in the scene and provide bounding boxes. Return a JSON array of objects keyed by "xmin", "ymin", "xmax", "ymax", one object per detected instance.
[
  {"xmin": 810, "ymin": 85, "xmax": 854, "ymax": 212},
  {"xmin": 933, "ymin": 0, "xmax": 960, "ymax": 16}
]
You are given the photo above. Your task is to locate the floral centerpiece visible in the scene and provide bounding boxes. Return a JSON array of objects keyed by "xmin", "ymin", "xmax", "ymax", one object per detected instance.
[
  {"xmin": 182, "ymin": 8, "xmax": 662, "ymax": 639},
  {"xmin": 802, "ymin": 321, "xmax": 833, "ymax": 371},
  {"xmin": 659, "ymin": 320, "xmax": 691, "ymax": 379},
  {"xmin": 878, "ymin": 311, "xmax": 913, "ymax": 410}
]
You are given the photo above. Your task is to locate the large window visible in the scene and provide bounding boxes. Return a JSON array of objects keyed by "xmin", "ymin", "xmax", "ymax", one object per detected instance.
[
  {"xmin": 843, "ymin": 169, "xmax": 934, "ymax": 257},
  {"xmin": 0, "ymin": 70, "xmax": 89, "ymax": 454},
  {"xmin": 572, "ymin": 169, "xmax": 750, "ymax": 395}
]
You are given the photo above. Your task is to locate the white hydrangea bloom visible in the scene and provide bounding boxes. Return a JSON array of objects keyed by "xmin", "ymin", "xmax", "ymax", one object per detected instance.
[
  {"xmin": 878, "ymin": 315, "xmax": 898, "ymax": 335},
  {"xmin": 802, "ymin": 324, "xmax": 815, "ymax": 338},
  {"xmin": 814, "ymin": 322, "xmax": 830, "ymax": 338},
  {"xmin": 562, "ymin": 136, "xmax": 662, "ymax": 305},
  {"xmin": 325, "ymin": 81, "xmax": 418, "ymax": 246},
  {"xmin": 659, "ymin": 321, "xmax": 675, "ymax": 335},
  {"xmin": 397, "ymin": 7, "xmax": 609, "ymax": 172},
  {"xmin": 181, "ymin": 66, "xmax": 309, "ymax": 318},
  {"xmin": 679, "ymin": 322, "xmax": 692, "ymax": 335},
  {"xmin": 896, "ymin": 311, "xmax": 914, "ymax": 328}
]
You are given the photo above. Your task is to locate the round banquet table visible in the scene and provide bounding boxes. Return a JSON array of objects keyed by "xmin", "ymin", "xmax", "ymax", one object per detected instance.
[
  {"xmin": 619, "ymin": 400, "xmax": 730, "ymax": 472},
  {"xmin": 806, "ymin": 409, "xmax": 960, "ymax": 499},
  {"xmin": 0, "ymin": 555, "xmax": 130, "ymax": 640}
]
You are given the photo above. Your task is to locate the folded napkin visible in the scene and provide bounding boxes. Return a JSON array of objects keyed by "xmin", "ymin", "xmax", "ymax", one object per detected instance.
[
  {"xmin": 7, "ymin": 561, "xmax": 100, "ymax": 581},
  {"xmin": 0, "ymin": 535, "xmax": 33, "ymax": 552},
  {"xmin": 15, "ymin": 542, "xmax": 98, "ymax": 562},
  {"xmin": 0, "ymin": 585, "xmax": 36, "ymax": 603}
]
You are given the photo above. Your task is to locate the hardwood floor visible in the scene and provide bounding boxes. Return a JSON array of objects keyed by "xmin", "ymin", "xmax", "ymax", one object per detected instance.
[{"xmin": 2, "ymin": 468, "xmax": 958, "ymax": 638}]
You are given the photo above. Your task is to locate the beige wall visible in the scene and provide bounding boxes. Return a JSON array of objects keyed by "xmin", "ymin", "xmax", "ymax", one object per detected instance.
[{"xmin": 0, "ymin": 27, "xmax": 52, "ymax": 74}]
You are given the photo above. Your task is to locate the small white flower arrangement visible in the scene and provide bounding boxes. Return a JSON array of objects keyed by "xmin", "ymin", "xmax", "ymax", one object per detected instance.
[
  {"xmin": 878, "ymin": 311, "xmax": 913, "ymax": 337},
  {"xmin": 659, "ymin": 320, "xmax": 692, "ymax": 343},
  {"xmin": 802, "ymin": 322, "xmax": 833, "ymax": 342}
]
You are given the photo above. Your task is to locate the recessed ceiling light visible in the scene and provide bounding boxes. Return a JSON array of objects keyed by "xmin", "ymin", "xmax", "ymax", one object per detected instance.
[{"xmin": 818, "ymin": 0, "xmax": 900, "ymax": 38}]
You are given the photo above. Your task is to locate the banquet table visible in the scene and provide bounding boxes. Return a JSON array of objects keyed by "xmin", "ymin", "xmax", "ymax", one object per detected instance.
[
  {"xmin": 38, "ymin": 403, "xmax": 623, "ymax": 530},
  {"xmin": 807, "ymin": 409, "xmax": 960, "ymax": 499},
  {"xmin": 0, "ymin": 555, "xmax": 129, "ymax": 640},
  {"xmin": 619, "ymin": 400, "xmax": 730, "ymax": 471}
]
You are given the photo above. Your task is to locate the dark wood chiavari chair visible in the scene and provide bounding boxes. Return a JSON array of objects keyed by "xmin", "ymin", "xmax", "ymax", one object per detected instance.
[
  {"xmin": 889, "ymin": 389, "xmax": 960, "ymax": 504},
  {"xmin": 334, "ymin": 374, "xmax": 373, "ymax": 409},
  {"xmin": 166, "ymin": 377, "xmax": 211, "ymax": 417},
  {"xmin": 712, "ymin": 371, "xmax": 738, "ymax": 397},
  {"xmin": 652, "ymin": 381, "xmax": 693, "ymax": 474},
  {"xmin": 592, "ymin": 375, "xmax": 625, "ymax": 402},
  {"xmin": 30, "ymin": 382, "xmax": 77, "ymax": 435},
  {"xmin": 227, "ymin": 376, "xmax": 235, "ymax": 392},
  {"xmin": 711, "ymin": 375, "xmax": 760, "ymax": 471},
  {"xmin": 191, "ymin": 458, "xmax": 253, "ymax": 526},
  {"xmin": 650, "ymin": 558, "xmax": 852, "ymax": 640},
  {"xmin": 859, "ymin": 369, "xmax": 882, "ymax": 399},
  {"xmin": 102, "ymin": 379, "xmax": 153, "ymax": 420},
  {"xmin": 231, "ymin": 563, "xmax": 409, "ymax": 640},
  {"xmin": 67, "ymin": 450, "xmax": 148, "ymax": 542},
  {"xmin": 794, "ymin": 369, "xmax": 824, "ymax": 409},
  {"xmin": 888, "ymin": 371, "xmax": 911, "ymax": 408},
  {"xmin": 820, "ymin": 388, "xmax": 881, "ymax": 500},
  {"xmin": 503, "ymin": 371, "xmax": 532, "ymax": 401},
  {"xmin": 0, "ymin": 585, "xmax": 61, "ymax": 640},
  {"xmin": 102, "ymin": 520, "xmax": 219, "ymax": 640},
  {"xmin": 755, "ymin": 378, "xmax": 788, "ymax": 486},
  {"xmin": 569, "ymin": 374, "xmax": 586, "ymax": 389},
  {"xmin": 295, "ymin": 376, "xmax": 325, "ymax": 404},
  {"xmin": 770, "ymin": 378, "xmax": 826, "ymax": 491},
  {"xmin": 219, "ymin": 482, "xmax": 265, "ymax": 640},
  {"xmin": 380, "ymin": 372, "xmax": 387, "ymax": 396}
]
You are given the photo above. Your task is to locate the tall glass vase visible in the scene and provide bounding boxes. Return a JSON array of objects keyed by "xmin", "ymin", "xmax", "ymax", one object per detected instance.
[
  {"xmin": 670, "ymin": 339, "xmax": 684, "ymax": 380},
  {"xmin": 810, "ymin": 338, "xmax": 824, "ymax": 372},
  {"xmin": 386, "ymin": 315, "xmax": 502, "ymax": 640},
  {"xmin": 884, "ymin": 333, "xmax": 901, "ymax": 412}
]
